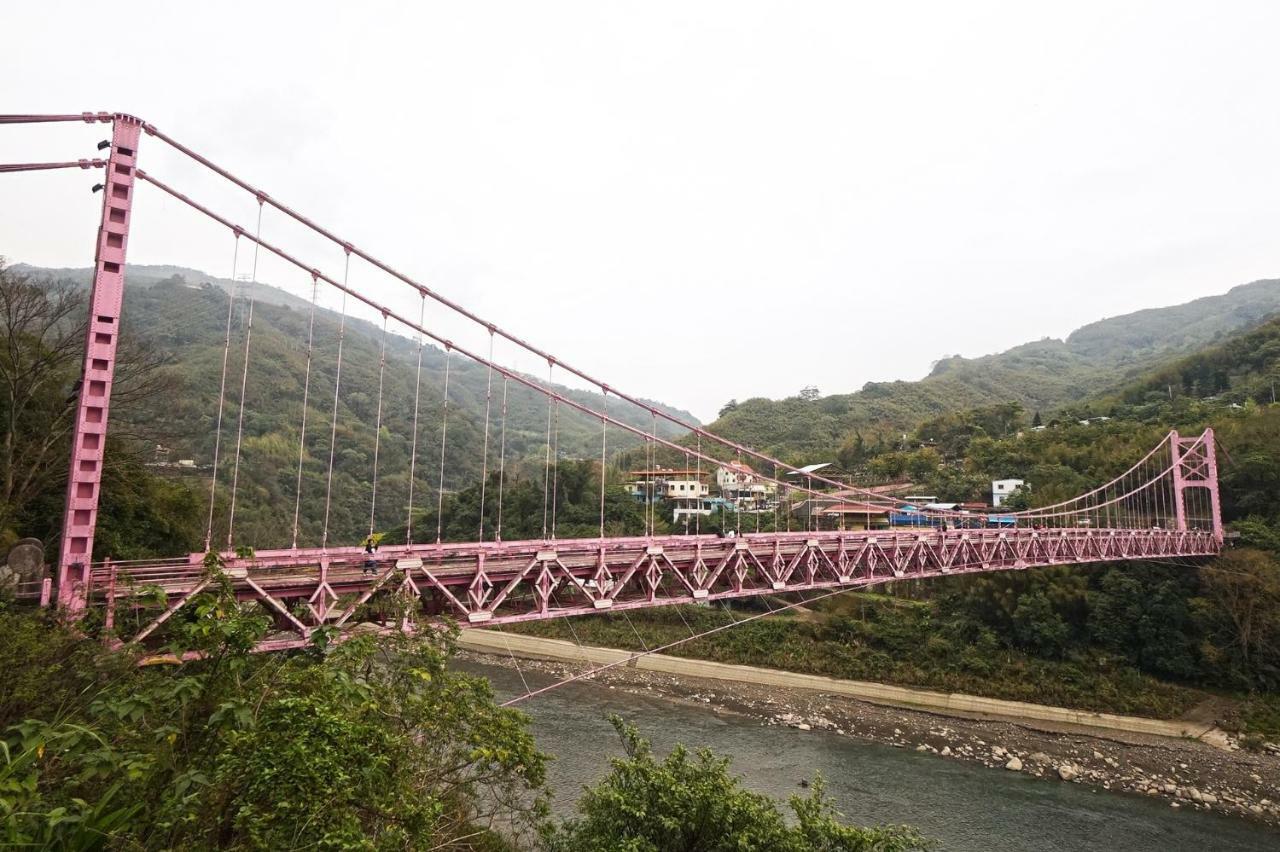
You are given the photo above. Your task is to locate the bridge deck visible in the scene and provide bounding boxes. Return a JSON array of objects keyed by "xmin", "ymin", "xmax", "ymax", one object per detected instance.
[{"xmin": 88, "ymin": 527, "xmax": 1219, "ymax": 654}]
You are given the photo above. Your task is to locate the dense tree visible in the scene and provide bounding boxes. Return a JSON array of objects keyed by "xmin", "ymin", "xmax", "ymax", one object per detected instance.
[
  {"xmin": 0, "ymin": 576, "xmax": 548, "ymax": 849},
  {"xmin": 0, "ymin": 262, "xmax": 175, "ymax": 552},
  {"xmin": 1088, "ymin": 566, "xmax": 1199, "ymax": 679},
  {"xmin": 1194, "ymin": 548, "xmax": 1280, "ymax": 689}
]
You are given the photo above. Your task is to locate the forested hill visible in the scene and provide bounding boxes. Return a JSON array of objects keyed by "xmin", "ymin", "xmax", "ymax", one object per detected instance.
[
  {"xmin": 708, "ymin": 277, "xmax": 1280, "ymax": 461},
  {"xmin": 1105, "ymin": 313, "xmax": 1280, "ymax": 409},
  {"xmin": 16, "ymin": 262, "xmax": 696, "ymax": 552}
]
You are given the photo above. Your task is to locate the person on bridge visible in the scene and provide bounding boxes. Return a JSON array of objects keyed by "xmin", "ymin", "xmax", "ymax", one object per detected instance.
[{"xmin": 362, "ymin": 534, "xmax": 379, "ymax": 575}]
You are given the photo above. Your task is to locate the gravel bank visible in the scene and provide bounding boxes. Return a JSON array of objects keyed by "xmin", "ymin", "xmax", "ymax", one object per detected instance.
[{"xmin": 459, "ymin": 644, "xmax": 1280, "ymax": 827}]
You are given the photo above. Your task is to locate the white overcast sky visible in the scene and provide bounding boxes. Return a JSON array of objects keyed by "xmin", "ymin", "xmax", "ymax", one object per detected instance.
[{"xmin": 3, "ymin": 1, "xmax": 1279, "ymax": 421}]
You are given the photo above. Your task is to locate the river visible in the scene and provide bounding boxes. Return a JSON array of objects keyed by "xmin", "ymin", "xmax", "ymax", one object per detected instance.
[{"xmin": 458, "ymin": 658, "xmax": 1280, "ymax": 851}]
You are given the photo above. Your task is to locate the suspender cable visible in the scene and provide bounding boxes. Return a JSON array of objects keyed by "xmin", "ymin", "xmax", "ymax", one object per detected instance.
[
  {"xmin": 599, "ymin": 391, "xmax": 608, "ymax": 540},
  {"xmin": 1156, "ymin": 441, "xmax": 1167, "ymax": 529},
  {"xmin": 204, "ymin": 233, "xmax": 240, "ymax": 551},
  {"xmin": 477, "ymin": 330, "xmax": 496, "ymax": 541},
  {"xmin": 747, "ymin": 473, "xmax": 757, "ymax": 534},
  {"xmin": 650, "ymin": 410, "xmax": 659, "ymax": 536},
  {"xmin": 321, "ymin": 251, "xmax": 352, "ymax": 551},
  {"xmin": 224, "ymin": 302, "xmax": 254, "ymax": 549},
  {"xmin": 290, "ymin": 273, "xmax": 320, "ymax": 549},
  {"xmin": 643, "ymin": 418, "xmax": 653, "ymax": 537},
  {"xmin": 435, "ymin": 348, "xmax": 453, "ymax": 544},
  {"xmin": 683, "ymin": 446, "xmax": 692, "ymax": 535},
  {"xmin": 695, "ymin": 433, "xmax": 702, "ymax": 537},
  {"xmin": 405, "ymin": 295, "xmax": 427, "ymax": 544},
  {"xmin": 550, "ymin": 399, "xmax": 561, "ymax": 539},
  {"xmin": 368, "ymin": 311, "xmax": 390, "ymax": 536},
  {"xmin": 496, "ymin": 374, "xmax": 509, "ymax": 543},
  {"xmin": 735, "ymin": 450, "xmax": 742, "ymax": 536},
  {"xmin": 226, "ymin": 199, "xmax": 264, "ymax": 550},
  {"xmin": 541, "ymin": 362, "xmax": 554, "ymax": 540}
]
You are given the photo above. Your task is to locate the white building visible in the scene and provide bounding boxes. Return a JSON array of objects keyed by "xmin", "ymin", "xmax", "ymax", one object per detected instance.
[
  {"xmin": 715, "ymin": 461, "xmax": 756, "ymax": 491},
  {"xmin": 664, "ymin": 479, "xmax": 709, "ymax": 499},
  {"xmin": 991, "ymin": 478, "xmax": 1025, "ymax": 507}
]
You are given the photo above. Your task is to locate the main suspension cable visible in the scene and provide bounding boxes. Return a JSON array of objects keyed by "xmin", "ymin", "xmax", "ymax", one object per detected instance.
[
  {"xmin": 126, "ymin": 126, "xmax": 1200, "ymax": 523},
  {"xmin": 136, "ymin": 122, "xmax": 998, "ymax": 515},
  {"xmin": 135, "ymin": 168, "xmax": 1181, "ymax": 523}
]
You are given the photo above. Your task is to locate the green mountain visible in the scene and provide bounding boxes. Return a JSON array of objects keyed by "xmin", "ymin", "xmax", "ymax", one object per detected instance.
[
  {"xmin": 1107, "ymin": 314, "xmax": 1280, "ymax": 409},
  {"xmin": 16, "ymin": 262, "xmax": 697, "ymax": 552},
  {"xmin": 708, "ymin": 278, "xmax": 1280, "ymax": 461}
]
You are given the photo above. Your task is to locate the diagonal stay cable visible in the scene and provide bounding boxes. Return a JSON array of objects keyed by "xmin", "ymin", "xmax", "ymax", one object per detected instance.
[{"xmin": 500, "ymin": 585, "xmax": 857, "ymax": 706}]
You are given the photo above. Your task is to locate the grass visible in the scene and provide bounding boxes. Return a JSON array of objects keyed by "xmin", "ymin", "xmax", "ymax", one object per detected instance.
[
  {"xmin": 1235, "ymin": 694, "xmax": 1280, "ymax": 741},
  {"xmin": 509, "ymin": 593, "xmax": 1207, "ymax": 720}
]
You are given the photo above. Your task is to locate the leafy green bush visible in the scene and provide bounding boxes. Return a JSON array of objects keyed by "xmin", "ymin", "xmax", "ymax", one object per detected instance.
[
  {"xmin": 0, "ymin": 586, "xmax": 547, "ymax": 850},
  {"xmin": 544, "ymin": 716, "xmax": 929, "ymax": 852}
]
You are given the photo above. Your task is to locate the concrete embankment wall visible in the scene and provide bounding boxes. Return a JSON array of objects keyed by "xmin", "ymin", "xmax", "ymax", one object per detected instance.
[{"xmin": 458, "ymin": 629, "xmax": 1213, "ymax": 741}]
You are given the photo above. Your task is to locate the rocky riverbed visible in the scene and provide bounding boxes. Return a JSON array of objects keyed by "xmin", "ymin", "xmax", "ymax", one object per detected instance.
[{"xmin": 461, "ymin": 649, "xmax": 1280, "ymax": 826}]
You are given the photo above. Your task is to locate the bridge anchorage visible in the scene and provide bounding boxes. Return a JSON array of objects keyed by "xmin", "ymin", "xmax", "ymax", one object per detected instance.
[{"xmin": 3, "ymin": 113, "xmax": 1223, "ymax": 659}]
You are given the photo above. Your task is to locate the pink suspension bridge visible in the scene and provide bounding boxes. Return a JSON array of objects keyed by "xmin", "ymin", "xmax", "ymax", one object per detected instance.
[{"xmin": 3, "ymin": 113, "xmax": 1223, "ymax": 659}]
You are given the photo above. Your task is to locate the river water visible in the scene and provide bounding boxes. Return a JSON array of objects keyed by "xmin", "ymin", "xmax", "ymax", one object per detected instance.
[{"xmin": 458, "ymin": 658, "xmax": 1279, "ymax": 851}]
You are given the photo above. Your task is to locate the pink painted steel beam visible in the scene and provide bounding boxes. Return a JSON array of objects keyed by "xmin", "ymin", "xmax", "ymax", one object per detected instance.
[
  {"xmin": 57, "ymin": 115, "xmax": 142, "ymax": 611},
  {"xmin": 0, "ymin": 159, "xmax": 106, "ymax": 173},
  {"xmin": 1172, "ymin": 427, "xmax": 1223, "ymax": 542},
  {"xmin": 1171, "ymin": 429, "xmax": 1188, "ymax": 531},
  {"xmin": 0, "ymin": 113, "xmax": 112, "ymax": 124}
]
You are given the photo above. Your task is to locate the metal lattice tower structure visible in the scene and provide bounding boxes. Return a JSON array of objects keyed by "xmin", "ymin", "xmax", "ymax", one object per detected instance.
[{"xmin": 58, "ymin": 115, "xmax": 143, "ymax": 608}]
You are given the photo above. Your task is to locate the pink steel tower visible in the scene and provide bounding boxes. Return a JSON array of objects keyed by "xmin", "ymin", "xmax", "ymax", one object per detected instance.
[
  {"xmin": 1171, "ymin": 427, "xmax": 1224, "ymax": 543},
  {"xmin": 57, "ymin": 114, "xmax": 142, "ymax": 610}
]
